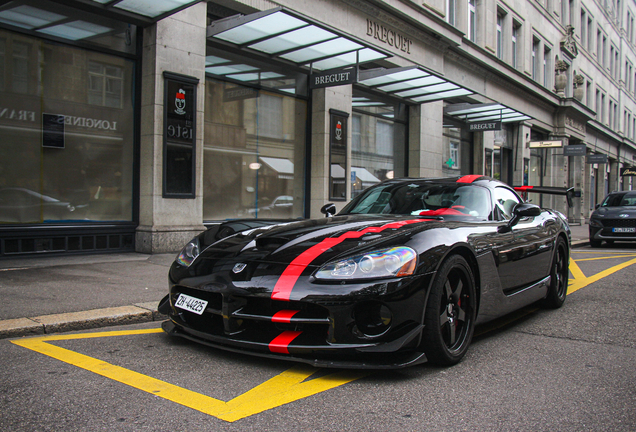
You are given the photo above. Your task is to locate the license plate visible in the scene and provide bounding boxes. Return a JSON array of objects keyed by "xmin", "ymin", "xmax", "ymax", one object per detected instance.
[
  {"xmin": 174, "ymin": 293, "xmax": 208, "ymax": 315},
  {"xmin": 612, "ymin": 227, "xmax": 636, "ymax": 233}
]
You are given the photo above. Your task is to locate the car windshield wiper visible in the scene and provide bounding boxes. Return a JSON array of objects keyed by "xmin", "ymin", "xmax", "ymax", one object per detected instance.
[{"xmin": 414, "ymin": 215, "xmax": 444, "ymax": 220}]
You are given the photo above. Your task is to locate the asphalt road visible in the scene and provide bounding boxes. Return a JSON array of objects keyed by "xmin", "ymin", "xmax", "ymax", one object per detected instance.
[{"xmin": 1, "ymin": 244, "xmax": 635, "ymax": 431}]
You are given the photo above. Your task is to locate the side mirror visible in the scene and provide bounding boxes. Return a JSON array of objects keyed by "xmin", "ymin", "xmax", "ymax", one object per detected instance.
[
  {"xmin": 320, "ymin": 203, "xmax": 336, "ymax": 217},
  {"xmin": 595, "ymin": 203, "xmax": 601, "ymax": 210},
  {"xmin": 498, "ymin": 203, "xmax": 541, "ymax": 233}
]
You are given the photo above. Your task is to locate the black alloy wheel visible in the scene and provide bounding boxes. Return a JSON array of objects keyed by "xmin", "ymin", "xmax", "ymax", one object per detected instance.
[
  {"xmin": 421, "ymin": 255, "xmax": 476, "ymax": 366},
  {"xmin": 542, "ymin": 236, "xmax": 569, "ymax": 309}
]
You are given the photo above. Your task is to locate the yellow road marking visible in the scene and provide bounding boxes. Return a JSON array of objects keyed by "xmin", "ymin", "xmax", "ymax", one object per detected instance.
[
  {"xmin": 573, "ymin": 254, "xmax": 636, "ymax": 262},
  {"xmin": 572, "ymin": 250, "xmax": 636, "ymax": 254},
  {"xmin": 12, "ymin": 330, "xmax": 368, "ymax": 422},
  {"xmin": 569, "ymin": 256, "xmax": 636, "ymax": 294}
]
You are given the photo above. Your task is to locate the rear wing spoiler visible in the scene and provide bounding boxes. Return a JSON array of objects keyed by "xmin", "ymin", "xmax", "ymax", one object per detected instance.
[{"xmin": 513, "ymin": 186, "xmax": 575, "ymax": 208}]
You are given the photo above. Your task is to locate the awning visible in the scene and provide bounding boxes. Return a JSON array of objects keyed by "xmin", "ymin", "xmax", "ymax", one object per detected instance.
[
  {"xmin": 351, "ymin": 167, "xmax": 380, "ymax": 185},
  {"xmin": 260, "ymin": 156, "xmax": 294, "ymax": 180},
  {"xmin": 0, "ymin": 0, "xmax": 200, "ymax": 36},
  {"xmin": 444, "ymin": 103, "xmax": 532, "ymax": 124},
  {"xmin": 331, "ymin": 165, "xmax": 381, "ymax": 184},
  {"xmin": 357, "ymin": 66, "xmax": 474, "ymax": 104},
  {"xmin": 207, "ymin": 7, "xmax": 392, "ymax": 71}
]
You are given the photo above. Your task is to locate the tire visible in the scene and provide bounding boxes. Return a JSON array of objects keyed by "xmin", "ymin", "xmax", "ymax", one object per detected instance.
[
  {"xmin": 589, "ymin": 239, "xmax": 601, "ymax": 248},
  {"xmin": 542, "ymin": 237, "xmax": 569, "ymax": 309},
  {"xmin": 420, "ymin": 255, "xmax": 476, "ymax": 366}
]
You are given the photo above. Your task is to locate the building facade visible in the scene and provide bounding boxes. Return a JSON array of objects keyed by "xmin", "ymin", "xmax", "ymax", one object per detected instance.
[{"xmin": 1, "ymin": 0, "xmax": 635, "ymax": 257}]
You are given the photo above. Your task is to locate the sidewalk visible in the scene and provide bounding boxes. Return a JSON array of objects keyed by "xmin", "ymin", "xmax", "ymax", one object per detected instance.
[{"xmin": 0, "ymin": 223, "xmax": 590, "ymax": 339}]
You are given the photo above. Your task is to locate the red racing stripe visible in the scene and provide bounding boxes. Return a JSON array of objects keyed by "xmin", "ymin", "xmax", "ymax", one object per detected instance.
[
  {"xmin": 269, "ymin": 330, "xmax": 302, "ymax": 354},
  {"xmin": 272, "ymin": 310, "xmax": 300, "ymax": 323},
  {"xmin": 457, "ymin": 175, "xmax": 483, "ymax": 183},
  {"xmin": 271, "ymin": 219, "xmax": 425, "ymax": 301}
]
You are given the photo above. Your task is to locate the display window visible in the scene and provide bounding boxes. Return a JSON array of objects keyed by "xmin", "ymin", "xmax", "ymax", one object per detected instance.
[
  {"xmin": 0, "ymin": 29, "xmax": 135, "ymax": 224},
  {"xmin": 351, "ymin": 90, "xmax": 407, "ymax": 198},
  {"xmin": 442, "ymin": 125, "xmax": 471, "ymax": 176},
  {"xmin": 202, "ymin": 73, "xmax": 307, "ymax": 220}
]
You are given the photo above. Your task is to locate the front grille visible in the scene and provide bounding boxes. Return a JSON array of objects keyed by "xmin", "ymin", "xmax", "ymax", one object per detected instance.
[
  {"xmin": 171, "ymin": 285, "xmax": 331, "ymax": 347},
  {"xmin": 602, "ymin": 219, "xmax": 636, "ymax": 228}
]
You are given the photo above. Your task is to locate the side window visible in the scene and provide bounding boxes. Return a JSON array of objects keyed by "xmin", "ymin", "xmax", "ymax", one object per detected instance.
[{"xmin": 492, "ymin": 187, "xmax": 522, "ymax": 220}]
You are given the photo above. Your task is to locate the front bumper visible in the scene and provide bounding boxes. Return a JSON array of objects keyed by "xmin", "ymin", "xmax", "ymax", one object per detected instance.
[
  {"xmin": 159, "ymin": 272, "xmax": 433, "ymax": 369},
  {"xmin": 589, "ymin": 225, "xmax": 636, "ymax": 242}
]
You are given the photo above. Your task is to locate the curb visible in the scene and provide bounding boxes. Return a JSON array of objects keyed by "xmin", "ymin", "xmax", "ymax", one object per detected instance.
[{"xmin": 0, "ymin": 301, "xmax": 165, "ymax": 340}]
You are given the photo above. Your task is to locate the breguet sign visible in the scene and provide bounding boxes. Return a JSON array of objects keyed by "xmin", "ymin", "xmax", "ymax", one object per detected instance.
[
  {"xmin": 469, "ymin": 121, "xmax": 501, "ymax": 131},
  {"xmin": 366, "ymin": 19, "xmax": 412, "ymax": 54},
  {"xmin": 310, "ymin": 67, "xmax": 357, "ymax": 89}
]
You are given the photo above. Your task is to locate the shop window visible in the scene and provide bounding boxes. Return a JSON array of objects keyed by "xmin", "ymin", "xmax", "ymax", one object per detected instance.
[
  {"xmin": 352, "ymin": 115, "xmax": 361, "ymax": 151},
  {"xmin": 202, "ymin": 75, "xmax": 307, "ymax": 220},
  {"xmin": 450, "ymin": 141, "xmax": 460, "ymax": 169},
  {"xmin": 376, "ymin": 121, "xmax": 394, "ymax": 156},
  {"xmin": 88, "ymin": 61, "xmax": 123, "ymax": 108},
  {"xmin": 0, "ymin": 29, "xmax": 134, "ymax": 224},
  {"xmin": 255, "ymin": 94, "xmax": 283, "ymax": 139},
  {"xmin": 351, "ymin": 90, "xmax": 407, "ymax": 198}
]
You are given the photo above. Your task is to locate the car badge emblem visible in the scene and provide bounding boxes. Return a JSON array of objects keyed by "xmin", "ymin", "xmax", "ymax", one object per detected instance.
[
  {"xmin": 620, "ymin": 214, "xmax": 629, "ymax": 218},
  {"xmin": 233, "ymin": 263, "xmax": 247, "ymax": 273}
]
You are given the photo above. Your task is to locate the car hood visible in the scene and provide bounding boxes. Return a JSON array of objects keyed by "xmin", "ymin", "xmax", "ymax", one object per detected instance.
[{"xmin": 190, "ymin": 215, "xmax": 446, "ymax": 270}]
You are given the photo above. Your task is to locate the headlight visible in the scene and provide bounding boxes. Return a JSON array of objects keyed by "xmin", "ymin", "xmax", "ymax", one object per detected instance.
[
  {"xmin": 176, "ymin": 237, "xmax": 200, "ymax": 267},
  {"xmin": 589, "ymin": 218, "xmax": 603, "ymax": 228},
  {"xmin": 315, "ymin": 246, "xmax": 417, "ymax": 280}
]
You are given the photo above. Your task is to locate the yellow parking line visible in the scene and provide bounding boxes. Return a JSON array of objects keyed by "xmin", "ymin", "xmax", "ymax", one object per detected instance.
[
  {"xmin": 569, "ymin": 257, "xmax": 636, "ymax": 294},
  {"xmin": 12, "ymin": 330, "xmax": 368, "ymax": 422},
  {"xmin": 574, "ymin": 254, "xmax": 636, "ymax": 262}
]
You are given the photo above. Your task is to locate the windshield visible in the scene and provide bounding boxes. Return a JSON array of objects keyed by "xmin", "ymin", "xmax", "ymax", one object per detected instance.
[
  {"xmin": 601, "ymin": 192, "xmax": 636, "ymax": 207},
  {"xmin": 340, "ymin": 181, "xmax": 491, "ymax": 220}
]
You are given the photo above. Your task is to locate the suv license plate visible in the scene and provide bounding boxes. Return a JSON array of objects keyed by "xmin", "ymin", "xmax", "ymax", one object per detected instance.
[
  {"xmin": 174, "ymin": 293, "xmax": 208, "ymax": 315},
  {"xmin": 612, "ymin": 227, "xmax": 636, "ymax": 233}
]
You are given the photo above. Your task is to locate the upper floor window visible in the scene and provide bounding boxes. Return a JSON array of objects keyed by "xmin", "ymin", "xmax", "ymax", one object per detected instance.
[
  {"xmin": 468, "ymin": 0, "xmax": 476, "ymax": 42},
  {"xmin": 497, "ymin": 14, "xmax": 504, "ymax": 59},
  {"xmin": 544, "ymin": 47, "xmax": 552, "ymax": 88},
  {"xmin": 447, "ymin": 0, "xmax": 456, "ymax": 26},
  {"xmin": 532, "ymin": 38, "xmax": 539, "ymax": 80},
  {"xmin": 512, "ymin": 23, "xmax": 520, "ymax": 69},
  {"xmin": 581, "ymin": 9, "xmax": 587, "ymax": 49},
  {"xmin": 88, "ymin": 61, "xmax": 123, "ymax": 108}
]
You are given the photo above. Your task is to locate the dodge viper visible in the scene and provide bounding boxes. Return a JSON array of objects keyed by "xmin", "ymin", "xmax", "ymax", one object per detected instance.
[{"xmin": 158, "ymin": 175, "xmax": 571, "ymax": 368}]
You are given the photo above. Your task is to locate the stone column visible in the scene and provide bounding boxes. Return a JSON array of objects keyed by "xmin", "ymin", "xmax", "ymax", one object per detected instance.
[
  {"xmin": 408, "ymin": 101, "xmax": 444, "ymax": 177},
  {"xmin": 136, "ymin": 3, "xmax": 207, "ymax": 253},
  {"xmin": 310, "ymin": 85, "xmax": 352, "ymax": 218}
]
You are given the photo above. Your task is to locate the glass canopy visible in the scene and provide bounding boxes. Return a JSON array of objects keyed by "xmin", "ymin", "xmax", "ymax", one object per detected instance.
[
  {"xmin": 357, "ymin": 66, "xmax": 474, "ymax": 104},
  {"xmin": 0, "ymin": 0, "xmax": 200, "ymax": 30},
  {"xmin": 444, "ymin": 103, "xmax": 532, "ymax": 123},
  {"xmin": 207, "ymin": 8, "xmax": 391, "ymax": 71}
]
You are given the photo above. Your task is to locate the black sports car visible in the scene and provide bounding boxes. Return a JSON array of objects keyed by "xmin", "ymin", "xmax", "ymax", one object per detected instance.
[
  {"xmin": 159, "ymin": 176, "xmax": 570, "ymax": 368},
  {"xmin": 589, "ymin": 190, "xmax": 636, "ymax": 247}
]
